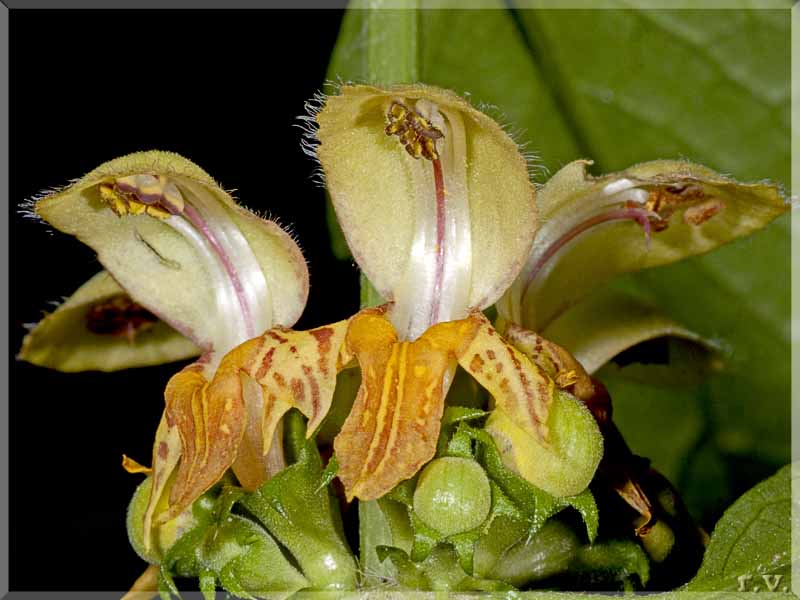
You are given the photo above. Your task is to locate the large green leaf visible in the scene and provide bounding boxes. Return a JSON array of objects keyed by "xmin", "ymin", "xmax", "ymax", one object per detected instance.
[
  {"xmin": 687, "ymin": 463, "xmax": 793, "ymax": 592},
  {"xmin": 510, "ymin": 7, "xmax": 790, "ymax": 520},
  {"xmin": 326, "ymin": 0, "xmax": 789, "ymax": 558}
]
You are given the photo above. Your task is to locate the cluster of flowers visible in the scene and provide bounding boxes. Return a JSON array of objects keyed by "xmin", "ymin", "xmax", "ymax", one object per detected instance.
[{"xmin": 20, "ymin": 84, "xmax": 787, "ymax": 594}]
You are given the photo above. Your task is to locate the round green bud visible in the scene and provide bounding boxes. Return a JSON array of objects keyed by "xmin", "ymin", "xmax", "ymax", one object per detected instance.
[
  {"xmin": 639, "ymin": 519, "xmax": 675, "ymax": 563},
  {"xmin": 485, "ymin": 390, "xmax": 603, "ymax": 497},
  {"xmin": 412, "ymin": 457, "xmax": 492, "ymax": 536}
]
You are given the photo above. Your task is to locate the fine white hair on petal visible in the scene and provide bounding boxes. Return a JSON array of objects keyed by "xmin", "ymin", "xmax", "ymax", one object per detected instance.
[
  {"xmin": 296, "ymin": 88, "xmax": 329, "ymax": 187},
  {"xmin": 474, "ymin": 100, "xmax": 548, "ymax": 182},
  {"xmin": 238, "ymin": 205, "xmax": 307, "ymax": 261},
  {"xmin": 19, "ymin": 177, "xmax": 79, "ymax": 222},
  {"xmin": 18, "ymin": 197, "xmax": 40, "ymax": 221},
  {"xmin": 323, "ymin": 76, "xmax": 350, "ymax": 96}
]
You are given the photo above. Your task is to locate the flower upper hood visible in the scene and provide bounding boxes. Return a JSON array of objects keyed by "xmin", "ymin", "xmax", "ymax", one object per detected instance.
[
  {"xmin": 315, "ymin": 84, "xmax": 537, "ymax": 340},
  {"xmin": 21, "ymin": 151, "xmax": 309, "ymax": 373},
  {"xmin": 495, "ymin": 159, "xmax": 789, "ymax": 378},
  {"xmin": 20, "ymin": 151, "xmax": 311, "ymax": 551}
]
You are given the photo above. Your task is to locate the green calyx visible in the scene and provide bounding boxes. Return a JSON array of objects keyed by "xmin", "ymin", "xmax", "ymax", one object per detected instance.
[
  {"xmin": 355, "ymin": 407, "xmax": 602, "ymax": 590},
  {"xmin": 237, "ymin": 412, "xmax": 358, "ymax": 591},
  {"xmin": 485, "ymin": 391, "xmax": 604, "ymax": 498},
  {"xmin": 127, "ymin": 412, "xmax": 356, "ymax": 597}
]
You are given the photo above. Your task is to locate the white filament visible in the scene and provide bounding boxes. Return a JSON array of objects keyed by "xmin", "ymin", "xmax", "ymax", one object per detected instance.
[
  {"xmin": 508, "ymin": 184, "xmax": 651, "ymax": 326},
  {"xmin": 166, "ymin": 181, "xmax": 271, "ymax": 368},
  {"xmin": 389, "ymin": 100, "xmax": 473, "ymax": 341},
  {"xmin": 181, "ymin": 180, "xmax": 273, "ymax": 335}
]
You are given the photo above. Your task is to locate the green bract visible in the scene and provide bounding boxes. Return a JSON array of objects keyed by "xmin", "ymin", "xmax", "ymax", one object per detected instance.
[{"xmin": 238, "ymin": 414, "xmax": 358, "ymax": 590}]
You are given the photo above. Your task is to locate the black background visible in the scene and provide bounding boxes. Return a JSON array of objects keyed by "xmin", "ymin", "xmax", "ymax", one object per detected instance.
[{"xmin": 10, "ymin": 10, "xmax": 353, "ymax": 591}]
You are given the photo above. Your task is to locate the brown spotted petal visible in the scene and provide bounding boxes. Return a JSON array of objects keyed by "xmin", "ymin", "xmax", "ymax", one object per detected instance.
[
  {"xmin": 144, "ymin": 320, "xmax": 352, "ymax": 529},
  {"xmin": 334, "ymin": 308, "xmax": 477, "ymax": 501},
  {"xmin": 153, "ymin": 362, "xmax": 246, "ymax": 525},
  {"xmin": 457, "ymin": 315, "xmax": 604, "ymax": 497},
  {"xmin": 498, "ymin": 159, "xmax": 789, "ymax": 331},
  {"xmin": 211, "ymin": 319, "xmax": 352, "ymax": 490},
  {"xmin": 504, "ymin": 322, "xmax": 596, "ymax": 401},
  {"xmin": 457, "ymin": 312, "xmax": 554, "ymax": 444}
]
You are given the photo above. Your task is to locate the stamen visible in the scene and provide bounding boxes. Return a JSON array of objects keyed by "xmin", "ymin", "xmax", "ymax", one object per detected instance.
[
  {"xmin": 181, "ymin": 204, "xmax": 256, "ymax": 339},
  {"xmin": 100, "ymin": 174, "xmax": 184, "ymax": 219},
  {"xmin": 522, "ymin": 206, "xmax": 659, "ymax": 299},
  {"xmin": 385, "ymin": 101, "xmax": 444, "ymax": 162},
  {"xmin": 430, "ymin": 158, "xmax": 446, "ymax": 325},
  {"xmin": 98, "ymin": 173, "xmax": 270, "ymax": 357}
]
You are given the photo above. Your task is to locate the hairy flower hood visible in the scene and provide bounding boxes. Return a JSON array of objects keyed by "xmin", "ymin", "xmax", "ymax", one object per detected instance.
[
  {"xmin": 20, "ymin": 151, "xmax": 309, "ymax": 371},
  {"xmin": 491, "ymin": 158, "xmax": 789, "ymax": 399},
  {"xmin": 315, "ymin": 83, "xmax": 538, "ymax": 340}
]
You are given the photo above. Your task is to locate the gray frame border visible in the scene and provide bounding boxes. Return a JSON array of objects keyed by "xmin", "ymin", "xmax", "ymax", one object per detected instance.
[
  {"xmin": 2, "ymin": 0, "xmax": 8, "ymax": 598},
  {"xmin": 2, "ymin": 0, "xmax": 794, "ymax": 598}
]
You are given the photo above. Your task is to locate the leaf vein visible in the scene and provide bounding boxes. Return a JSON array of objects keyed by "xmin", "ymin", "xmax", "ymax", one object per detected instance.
[{"xmin": 618, "ymin": 5, "xmax": 787, "ymax": 107}]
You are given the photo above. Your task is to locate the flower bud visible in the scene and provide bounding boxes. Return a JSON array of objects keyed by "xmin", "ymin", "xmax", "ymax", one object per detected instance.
[
  {"xmin": 413, "ymin": 456, "xmax": 492, "ymax": 536},
  {"xmin": 485, "ymin": 391, "xmax": 603, "ymax": 497}
]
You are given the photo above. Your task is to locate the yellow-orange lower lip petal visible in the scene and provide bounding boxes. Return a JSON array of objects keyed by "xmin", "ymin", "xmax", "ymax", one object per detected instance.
[
  {"xmin": 333, "ymin": 308, "xmax": 563, "ymax": 501},
  {"xmin": 334, "ymin": 309, "xmax": 469, "ymax": 501},
  {"xmin": 457, "ymin": 312, "xmax": 553, "ymax": 444},
  {"xmin": 144, "ymin": 319, "xmax": 353, "ymax": 531},
  {"xmin": 207, "ymin": 319, "xmax": 352, "ymax": 491},
  {"xmin": 168, "ymin": 363, "xmax": 246, "ymax": 519},
  {"xmin": 142, "ymin": 412, "xmax": 182, "ymax": 551}
]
